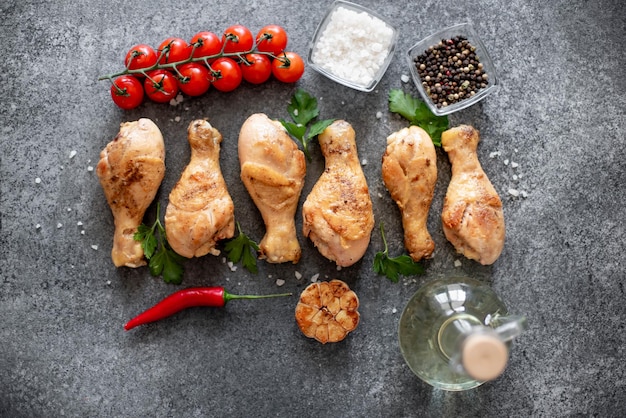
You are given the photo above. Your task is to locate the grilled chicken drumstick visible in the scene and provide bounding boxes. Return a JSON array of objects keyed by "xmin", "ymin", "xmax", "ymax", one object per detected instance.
[
  {"xmin": 238, "ymin": 113, "xmax": 306, "ymax": 263},
  {"xmin": 164, "ymin": 120, "xmax": 235, "ymax": 258},
  {"xmin": 441, "ymin": 125, "xmax": 505, "ymax": 265},
  {"xmin": 382, "ymin": 126, "xmax": 437, "ymax": 261},
  {"xmin": 302, "ymin": 120, "xmax": 374, "ymax": 267},
  {"xmin": 97, "ymin": 118, "xmax": 165, "ymax": 267}
]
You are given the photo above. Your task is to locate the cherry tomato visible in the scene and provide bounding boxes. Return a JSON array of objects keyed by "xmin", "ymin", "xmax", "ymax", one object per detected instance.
[
  {"xmin": 210, "ymin": 57, "xmax": 242, "ymax": 92},
  {"xmin": 157, "ymin": 37, "xmax": 192, "ymax": 64},
  {"xmin": 177, "ymin": 63, "xmax": 211, "ymax": 96},
  {"xmin": 240, "ymin": 54, "xmax": 272, "ymax": 85},
  {"xmin": 255, "ymin": 25, "xmax": 288, "ymax": 56},
  {"xmin": 190, "ymin": 31, "xmax": 223, "ymax": 63},
  {"xmin": 124, "ymin": 44, "xmax": 157, "ymax": 74},
  {"xmin": 110, "ymin": 75, "xmax": 144, "ymax": 110},
  {"xmin": 144, "ymin": 70, "xmax": 179, "ymax": 103},
  {"xmin": 222, "ymin": 25, "xmax": 254, "ymax": 54},
  {"xmin": 271, "ymin": 51, "xmax": 305, "ymax": 83}
]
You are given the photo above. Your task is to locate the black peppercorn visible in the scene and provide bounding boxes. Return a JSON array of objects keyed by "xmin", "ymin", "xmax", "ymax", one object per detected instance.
[{"xmin": 414, "ymin": 36, "xmax": 490, "ymax": 108}]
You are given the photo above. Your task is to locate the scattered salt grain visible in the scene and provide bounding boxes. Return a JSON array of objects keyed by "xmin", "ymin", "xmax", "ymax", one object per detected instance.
[
  {"xmin": 508, "ymin": 188, "xmax": 520, "ymax": 197},
  {"xmin": 35, "ymin": 224, "xmax": 41, "ymax": 229},
  {"xmin": 489, "ymin": 151, "xmax": 501, "ymax": 159},
  {"xmin": 401, "ymin": 74, "xmax": 410, "ymax": 83},
  {"xmin": 91, "ymin": 245, "xmax": 98, "ymax": 250},
  {"xmin": 377, "ymin": 192, "xmax": 383, "ymax": 198},
  {"xmin": 69, "ymin": 150, "xmax": 77, "ymax": 159},
  {"xmin": 67, "ymin": 207, "xmax": 72, "ymax": 212},
  {"xmin": 227, "ymin": 261, "xmax": 237, "ymax": 272},
  {"xmin": 169, "ymin": 93, "xmax": 184, "ymax": 106},
  {"xmin": 336, "ymin": 265, "xmax": 342, "ymax": 271},
  {"xmin": 392, "ymin": 307, "xmax": 397, "ymax": 314},
  {"xmin": 57, "ymin": 223, "xmax": 63, "ymax": 229},
  {"xmin": 311, "ymin": 6, "xmax": 395, "ymax": 87},
  {"xmin": 77, "ymin": 221, "xmax": 83, "ymax": 226},
  {"xmin": 376, "ymin": 111, "xmax": 383, "ymax": 119},
  {"xmin": 106, "ymin": 280, "xmax": 111, "ymax": 286},
  {"xmin": 521, "ymin": 190, "xmax": 528, "ymax": 198},
  {"xmin": 87, "ymin": 166, "xmax": 93, "ymax": 172},
  {"xmin": 361, "ymin": 158, "xmax": 368, "ymax": 166},
  {"xmin": 511, "ymin": 162, "xmax": 519, "ymax": 168},
  {"xmin": 310, "ymin": 273, "xmax": 320, "ymax": 283},
  {"xmin": 454, "ymin": 259, "xmax": 462, "ymax": 267},
  {"xmin": 275, "ymin": 279, "xmax": 285, "ymax": 287},
  {"xmin": 295, "ymin": 271, "xmax": 302, "ymax": 280},
  {"xmin": 512, "ymin": 174, "xmax": 518, "ymax": 181},
  {"xmin": 81, "ymin": 230, "xmax": 85, "ymax": 235},
  {"xmin": 174, "ymin": 116, "xmax": 181, "ymax": 123},
  {"xmin": 35, "ymin": 177, "xmax": 41, "ymax": 184},
  {"xmin": 293, "ymin": 109, "xmax": 299, "ymax": 116},
  {"xmin": 503, "ymin": 159, "xmax": 509, "ymax": 165}
]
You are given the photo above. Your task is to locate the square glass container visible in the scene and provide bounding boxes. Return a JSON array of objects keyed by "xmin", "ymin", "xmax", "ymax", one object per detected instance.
[
  {"xmin": 308, "ymin": 0, "xmax": 398, "ymax": 92},
  {"xmin": 407, "ymin": 23, "xmax": 498, "ymax": 116}
]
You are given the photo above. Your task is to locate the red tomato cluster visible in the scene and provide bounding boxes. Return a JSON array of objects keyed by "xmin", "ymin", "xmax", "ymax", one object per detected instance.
[{"xmin": 109, "ymin": 25, "xmax": 305, "ymax": 110}]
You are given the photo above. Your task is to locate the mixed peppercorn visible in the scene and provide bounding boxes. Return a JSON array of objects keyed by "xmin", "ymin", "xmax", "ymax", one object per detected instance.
[{"xmin": 413, "ymin": 36, "xmax": 488, "ymax": 109}]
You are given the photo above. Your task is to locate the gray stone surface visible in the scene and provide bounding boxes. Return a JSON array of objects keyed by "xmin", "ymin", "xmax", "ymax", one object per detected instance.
[{"xmin": 1, "ymin": 0, "xmax": 625, "ymax": 416}]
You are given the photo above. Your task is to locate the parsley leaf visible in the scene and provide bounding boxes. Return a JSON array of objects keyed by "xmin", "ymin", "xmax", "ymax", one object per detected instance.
[
  {"xmin": 308, "ymin": 119, "xmax": 335, "ymax": 139},
  {"xmin": 388, "ymin": 89, "xmax": 449, "ymax": 147},
  {"xmin": 281, "ymin": 88, "xmax": 334, "ymax": 161},
  {"xmin": 372, "ymin": 223, "xmax": 424, "ymax": 282},
  {"xmin": 224, "ymin": 222, "xmax": 260, "ymax": 274},
  {"xmin": 287, "ymin": 88, "xmax": 319, "ymax": 125},
  {"xmin": 133, "ymin": 202, "xmax": 186, "ymax": 284}
]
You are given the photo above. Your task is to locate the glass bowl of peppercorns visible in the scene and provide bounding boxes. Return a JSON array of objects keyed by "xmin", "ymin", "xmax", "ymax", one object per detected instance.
[{"xmin": 407, "ymin": 23, "xmax": 498, "ymax": 116}]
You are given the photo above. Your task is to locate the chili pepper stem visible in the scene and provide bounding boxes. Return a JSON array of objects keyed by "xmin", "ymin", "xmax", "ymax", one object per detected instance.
[{"xmin": 223, "ymin": 291, "xmax": 292, "ymax": 303}]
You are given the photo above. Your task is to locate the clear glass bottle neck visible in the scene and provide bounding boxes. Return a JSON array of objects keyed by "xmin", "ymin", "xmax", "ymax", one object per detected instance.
[{"xmin": 446, "ymin": 315, "xmax": 528, "ymax": 382}]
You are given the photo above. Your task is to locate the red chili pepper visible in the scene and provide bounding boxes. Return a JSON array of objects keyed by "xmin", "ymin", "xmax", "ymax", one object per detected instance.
[{"xmin": 124, "ymin": 287, "xmax": 292, "ymax": 331}]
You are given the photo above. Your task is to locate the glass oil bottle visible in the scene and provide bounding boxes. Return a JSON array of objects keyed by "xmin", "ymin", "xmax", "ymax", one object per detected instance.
[{"xmin": 398, "ymin": 276, "xmax": 527, "ymax": 391}]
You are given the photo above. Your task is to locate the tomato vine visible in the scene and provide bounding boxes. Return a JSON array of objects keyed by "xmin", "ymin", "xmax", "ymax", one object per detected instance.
[{"xmin": 100, "ymin": 25, "xmax": 304, "ymax": 109}]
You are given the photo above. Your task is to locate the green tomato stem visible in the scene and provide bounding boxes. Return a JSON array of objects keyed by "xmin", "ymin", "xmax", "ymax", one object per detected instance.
[{"xmin": 98, "ymin": 41, "xmax": 277, "ymax": 81}]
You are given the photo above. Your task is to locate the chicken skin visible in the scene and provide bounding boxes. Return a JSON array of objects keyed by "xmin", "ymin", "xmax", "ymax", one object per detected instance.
[
  {"xmin": 97, "ymin": 118, "xmax": 165, "ymax": 267},
  {"xmin": 441, "ymin": 125, "xmax": 505, "ymax": 265},
  {"xmin": 164, "ymin": 120, "xmax": 235, "ymax": 258},
  {"xmin": 238, "ymin": 113, "xmax": 306, "ymax": 263},
  {"xmin": 382, "ymin": 126, "xmax": 437, "ymax": 261},
  {"xmin": 303, "ymin": 120, "xmax": 374, "ymax": 267}
]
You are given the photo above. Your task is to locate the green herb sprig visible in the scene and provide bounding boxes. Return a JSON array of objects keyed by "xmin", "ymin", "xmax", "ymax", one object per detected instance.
[
  {"xmin": 388, "ymin": 89, "xmax": 449, "ymax": 146},
  {"xmin": 134, "ymin": 203, "xmax": 186, "ymax": 284},
  {"xmin": 281, "ymin": 88, "xmax": 335, "ymax": 161},
  {"xmin": 224, "ymin": 222, "xmax": 260, "ymax": 274},
  {"xmin": 373, "ymin": 223, "xmax": 424, "ymax": 283}
]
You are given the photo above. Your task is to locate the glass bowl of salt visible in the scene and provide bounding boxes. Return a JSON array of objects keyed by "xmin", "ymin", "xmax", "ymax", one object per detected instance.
[{"xmin": 308, "ymin": 0, "xmax": 398, "ymax": 92}]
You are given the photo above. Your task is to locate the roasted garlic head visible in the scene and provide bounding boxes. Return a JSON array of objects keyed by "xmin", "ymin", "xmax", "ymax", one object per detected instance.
[{"xmin": 295, "ymin": 279, "xmax": 360, "ymax": 344}]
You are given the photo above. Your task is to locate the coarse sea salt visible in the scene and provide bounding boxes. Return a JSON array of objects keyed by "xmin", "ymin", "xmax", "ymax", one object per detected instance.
[{"xmin": 312, "ymin": 6, "xmax": 394, "ymax": 87}]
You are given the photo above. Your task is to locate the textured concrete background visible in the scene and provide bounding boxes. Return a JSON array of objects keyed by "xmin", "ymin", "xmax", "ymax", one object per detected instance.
[{"xmin": 1, "ymin": 0, "xmax": 625, "ymax": 416}]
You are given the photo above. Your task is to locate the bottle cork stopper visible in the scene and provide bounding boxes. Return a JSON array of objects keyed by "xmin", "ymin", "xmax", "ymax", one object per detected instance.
[{"xmin": 461, "ymin": 333, "xmax": 509, "ymax": 381}]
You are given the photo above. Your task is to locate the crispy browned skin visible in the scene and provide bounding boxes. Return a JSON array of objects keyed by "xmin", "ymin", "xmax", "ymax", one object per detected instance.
[
  {"xmin": 441, "ymin": 125, "xmax": 505, "ymax": 265},
  {"xmin": 238, "ymin": 113, "xmax": 306, "ymax": 263},
  {"xmin": 295, "ymin": 279, "xmax": 360, "ymax": 344},
  {"xmin": 96, "ymin": 118, "xmax": 165, "ymax": 267},
  {"xmin": 164, "ymin": 120, "xmax": 235, "ymax": 258},
  {"xmin": 382, "ymin": 126, "xmax": 437, "ymax": 261},
  {"xmin": 302, "ymin": 120, "xmax": 374, "ymax": 267}
]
